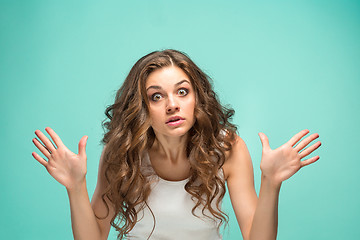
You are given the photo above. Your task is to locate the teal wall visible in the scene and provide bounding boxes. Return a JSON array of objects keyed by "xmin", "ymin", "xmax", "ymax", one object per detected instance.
[{"xmin": 1, "ymin": 0, "xmax": 359, "ymax": 239}]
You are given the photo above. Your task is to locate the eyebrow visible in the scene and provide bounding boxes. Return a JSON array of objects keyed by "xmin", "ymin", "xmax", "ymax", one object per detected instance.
[{"xmin": 146, "ymin": 79, "xmax": 190, "ymax": 91}]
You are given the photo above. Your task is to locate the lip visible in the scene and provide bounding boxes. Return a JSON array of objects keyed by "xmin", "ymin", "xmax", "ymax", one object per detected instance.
[
  {"xmin": 166, "ymin": 119, "xmax": 185, "ymax": 126},
  {"xmin": 166, "ymin": 116, "xmax": 185, "ymax": 125}
]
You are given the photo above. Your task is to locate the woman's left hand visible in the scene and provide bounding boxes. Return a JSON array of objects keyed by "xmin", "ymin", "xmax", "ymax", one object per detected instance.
[{"xmin": 258, "ymin": 129, "xmax": 321, "ymax": 187}]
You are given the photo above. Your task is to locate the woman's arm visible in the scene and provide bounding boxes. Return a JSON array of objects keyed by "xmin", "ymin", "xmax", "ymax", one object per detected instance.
[
  {"xmin": 224, "ymin": 135, "xmax": 257, "ymax": 240},
  {"xmin": 67, "ymin": 179, "xmax": 104, "ymax": 240},
  {"xmin": 32, "ymin": 127, "xmax": 113, "ymax": 240},
  {"xmin": 247, "ymin": 174, "xmax": 280, "ymax": 240},
  {"xmin": 67, "ymin": 145, "xmax": 114, "ymax": 240},
  {"xmin": 225, "ymin": 130, "xmax": 321, "ymax": 240},
  {"xmin": 90, "ymin": 145, "xmax": 116, "ymax": 240}
]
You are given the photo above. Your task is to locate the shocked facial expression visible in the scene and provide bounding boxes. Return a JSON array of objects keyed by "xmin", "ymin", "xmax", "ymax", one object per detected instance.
[{"xmin": 145, "ymin": 66, "xmax": 196, "ymax": 138}]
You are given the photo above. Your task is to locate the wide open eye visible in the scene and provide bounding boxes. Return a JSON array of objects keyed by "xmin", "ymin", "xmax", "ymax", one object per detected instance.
[
  {"xmin": 178, "ymin": 88, "xmax": 188, "ymax": 96},
  {"xmin": 151, "ymin": 93, "xmax": 162, "ymax": 101}
]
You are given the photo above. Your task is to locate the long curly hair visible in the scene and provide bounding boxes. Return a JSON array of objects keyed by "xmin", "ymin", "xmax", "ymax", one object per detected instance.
[{"xmin": 98, "ymin": 49, "xmax": 237, "ymax": 239}]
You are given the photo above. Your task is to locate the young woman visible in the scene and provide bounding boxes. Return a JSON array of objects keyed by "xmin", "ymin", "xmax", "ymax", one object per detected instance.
[{"xmin": 31, "ymin": 49, "xmax": 321, "ymax": 240}]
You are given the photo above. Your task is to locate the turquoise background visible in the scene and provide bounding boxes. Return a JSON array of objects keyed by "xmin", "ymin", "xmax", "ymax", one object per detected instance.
[{"xmin": 1, "ymin": 0, "xmax": 359, "ymax": 239}]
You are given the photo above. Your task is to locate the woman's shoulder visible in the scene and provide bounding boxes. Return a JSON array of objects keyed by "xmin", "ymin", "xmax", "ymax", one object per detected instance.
[
  {"xmin": 222, "ymin": 133, "xmax": 252, "ymax": 181},
  {"xmin": 222, "ymin": 132, "xmax": 247, "ymax": 159}
]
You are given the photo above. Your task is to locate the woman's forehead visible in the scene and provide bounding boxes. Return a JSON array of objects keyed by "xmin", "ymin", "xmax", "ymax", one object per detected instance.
[{"xmin": 145, "ymin": 66, "xmax": 191, "ymax": 88}]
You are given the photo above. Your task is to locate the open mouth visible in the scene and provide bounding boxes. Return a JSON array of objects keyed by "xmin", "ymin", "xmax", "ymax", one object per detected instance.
[{"xmin": 166, "ymin": 116, "xmax": 185, "ymax": 124}]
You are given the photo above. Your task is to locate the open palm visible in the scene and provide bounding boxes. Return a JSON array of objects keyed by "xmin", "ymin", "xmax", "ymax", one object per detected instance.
[
  {"xmin": 32, "ymin": 127, "xmax": 88, "ymax": 190},
  {"xmin": 258, "ymin": 129, "xmax": 321, "ymax": 185}
]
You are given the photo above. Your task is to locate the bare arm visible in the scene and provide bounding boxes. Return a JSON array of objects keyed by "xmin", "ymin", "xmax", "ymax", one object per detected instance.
[
  {"xmin": 225, "ymin": 130, "xmax": 321, "ymax": 240},
  {"xmin": 67, "ymin": 179, "xmax": 103, "ymax": 240},
  {"xmin": 67, "ymin": 146, "xmax": 114, "ymax": 240},
  {"xmin": 32, "ymin": 127, "xmax": 113, "ymax": 240},
  {"xmin": 248, "ymin": 174, "xmax": 280, "ymax": 240},
  {"xmin": 225, "ymin": 135, "xmax": 257, "ymax": 240},
  {"xmin": 90, "ymin": 145, "xmax": 115, "ymax": 240}
]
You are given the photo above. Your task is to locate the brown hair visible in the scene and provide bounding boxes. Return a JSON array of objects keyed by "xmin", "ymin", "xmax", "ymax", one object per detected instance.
[{"xmin": 99, "ymin": 49, "xmax": 237, "ymax": 239}]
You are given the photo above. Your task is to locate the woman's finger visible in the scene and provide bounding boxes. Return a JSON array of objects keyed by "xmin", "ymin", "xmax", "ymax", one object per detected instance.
[
  {"xmin": 258, "ymin": 132, "xmax": 271, "ymax": 151},
  {"xmin": 35, "ymin": 129, "xmax": 56, "ymax": 152},
  {"xmin": 294, "ymin": 133, "xmax": 319, "ymax": 152},
  {"xmin": 32, "ymin": 152, "xmax": 48, "ymax": 167},
  {"xmin": 32, "ymin": 138, "xmax": 52, "ymax": 159},
  {"xmin": 300, "ymin": 155, "xmax": 320, "ymax": 168},
  {"xmin": 45, "ymin": 127, "xmax": 64, "ymax": 148},
  {"xmin": 287, "ymin": 129, "xmax": 310, "ymax": 147},
  {"xmin": 299, "ymin": 141, "xmax": 322, "ymax": 159}
]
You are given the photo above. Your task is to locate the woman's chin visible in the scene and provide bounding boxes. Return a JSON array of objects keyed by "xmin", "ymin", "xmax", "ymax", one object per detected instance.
[{"xmin": 154, "ymin": 128, "xmax": 191, "ymax": 139}]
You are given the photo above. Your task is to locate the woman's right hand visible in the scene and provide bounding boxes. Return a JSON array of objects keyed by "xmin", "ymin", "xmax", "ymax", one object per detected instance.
[{"xmin": 32, "ymin": 127, "xmax": 88, "ymax": 191}]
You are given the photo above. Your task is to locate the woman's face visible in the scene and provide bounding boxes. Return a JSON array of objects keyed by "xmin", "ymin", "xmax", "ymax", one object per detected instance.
[{"xmin": 145, "ymin": 66, "xmax": 196, "ymax": 138}]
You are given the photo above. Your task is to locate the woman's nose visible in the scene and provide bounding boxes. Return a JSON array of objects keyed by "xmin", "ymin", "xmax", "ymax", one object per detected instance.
[{"xmin": 166, "ymin": 96, "xmax": 180, "ymax": 113}]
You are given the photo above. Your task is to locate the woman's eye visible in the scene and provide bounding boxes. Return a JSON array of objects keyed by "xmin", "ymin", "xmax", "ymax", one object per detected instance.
[
  {"xmin": 178, "ymin": 88, "xmax": 188, "ymax": 96},
  {"xmin": 151, "ymin": 93, "xmax": 162, "ymax": 101}
]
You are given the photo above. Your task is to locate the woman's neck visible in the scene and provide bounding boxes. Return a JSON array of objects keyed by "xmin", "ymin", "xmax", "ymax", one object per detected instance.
[{"xmin": 151, "ymin": 133, "xmax": 189, "ymax": 163}]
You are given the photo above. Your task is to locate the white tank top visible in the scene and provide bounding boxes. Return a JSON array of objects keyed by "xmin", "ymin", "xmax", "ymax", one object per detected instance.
[{"xmin": 126, "ymin": 152, "xmax": 224, "ymax": 240}]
